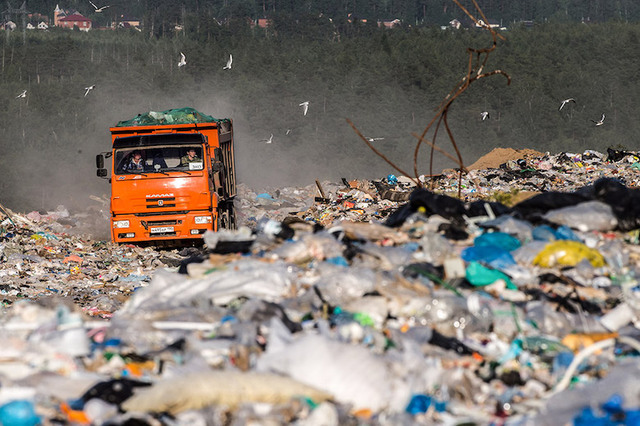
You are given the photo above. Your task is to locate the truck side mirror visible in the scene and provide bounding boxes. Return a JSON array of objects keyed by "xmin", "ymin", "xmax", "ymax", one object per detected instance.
[
  {"xmin": 96, "ymin": 154, "xmax": 104, "ymax": 169},
  {"xmin": 97, "ymin": 169, "xmax": 108, "ymax": 177}
]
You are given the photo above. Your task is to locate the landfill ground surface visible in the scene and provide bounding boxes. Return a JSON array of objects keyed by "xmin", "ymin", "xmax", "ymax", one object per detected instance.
[{"xmin": 3, "ymin": 147, "xmax": 640, "ymax": 425}]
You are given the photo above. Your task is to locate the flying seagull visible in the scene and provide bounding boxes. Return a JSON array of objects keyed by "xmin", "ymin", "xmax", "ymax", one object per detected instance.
[
  {"xmin": 260, "ymin": 134, "xmax": 273, "ymax": 144},
  {"xmin": 84, "ymin": 85, "xmax": 96, "ymax": 97},
  {"xmin": 223, "ymin": 54, "xmax": 232, "ymax": 70},
  {"xmin": 559, "ymin": 98, "xmax": 576, "ymax": 111},
  {"xmin": 15, "ymin": 90, "xmax": 26, "ymax": 99},
  {"xmin": 178, "ymin": 52, "xmax": 186, "ymax": 67},
  {"xmin": 480, "ymin": 111, "xmax": 490, "ymax": 121},
  {"xmin": 299, "ymin": 101, "xmax": 309, "ymax": 116},
  {"xmin": 89, "ymin": 1, "xmax": 110, "ymax": 12},
  {"xmin": 591, "ymin": 113, "xmax": 605, "ymax": 126}
]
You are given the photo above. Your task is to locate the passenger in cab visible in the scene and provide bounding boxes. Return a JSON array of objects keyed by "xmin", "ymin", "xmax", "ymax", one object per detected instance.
[{"xmin": 180, "ymin": 148, "xmax": 201, "ymax": 166}]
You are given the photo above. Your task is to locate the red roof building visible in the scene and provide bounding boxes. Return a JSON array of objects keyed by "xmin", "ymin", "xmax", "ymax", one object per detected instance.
[{"xmin": 57, "ymin": 14, "xmax": 92, "ymax": 31}]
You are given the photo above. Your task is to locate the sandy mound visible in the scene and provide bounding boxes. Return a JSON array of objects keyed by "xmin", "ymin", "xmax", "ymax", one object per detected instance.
[{"xmin": 467, "ymin": 148, "xmax": 544, "ymax": 170}]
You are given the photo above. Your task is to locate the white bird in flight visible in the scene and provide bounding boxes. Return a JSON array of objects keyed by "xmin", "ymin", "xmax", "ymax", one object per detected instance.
[
  {"xmin": 223, "ymin": 54, "xmax": 232, "ymax": 70},
  {"xmin": 178, "ymin": 52, "xmax": 186, "ymax": 67},
  {"xmin": 15, "ymin": 90, "xmax": 26, "ymax": 99},
  {"xmin": 480, "ymin": 111, "xmax": 490, "ymax": 121},
  {"xmin": 84, "ymin": 85, "xmax": 96, "ymax": 96},
  {"xmin": 89, "ymin": 1, "xmax": 110, "ymax": 12},
  {"xmin": 261, "ymin": 134, "xmax": 273, "ymax": 144},
  {"xmin": 559, "ymin": 98, "xmax": 576, "ymax": 111},
  {"xmin": 591, "ymin": 113, "xmax": 605, "ymax": 126},
  {"xmin": 299, "ymin": 101, "xmax": 309, "ymax": 116}
]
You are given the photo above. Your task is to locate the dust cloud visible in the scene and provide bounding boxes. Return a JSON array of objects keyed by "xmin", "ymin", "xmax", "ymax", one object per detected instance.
[{"xmin": 2, "ymin": 74, "xmax": 466, "ymax": 216}]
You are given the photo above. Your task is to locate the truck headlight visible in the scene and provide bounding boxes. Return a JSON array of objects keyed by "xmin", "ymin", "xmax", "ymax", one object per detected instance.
[
  {"xmin": 194, "ymin": 216, "xmax": 212, "ymax": 224},
  {"xmin": 114, "ymin": 220, "xmax": 130, "ymax": 228}
]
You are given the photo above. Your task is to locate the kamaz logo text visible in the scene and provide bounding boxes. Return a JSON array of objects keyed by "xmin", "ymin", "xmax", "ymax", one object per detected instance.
[{"xmin": 146, "ymin": 193, "xmax": 174, "ymax": 198}]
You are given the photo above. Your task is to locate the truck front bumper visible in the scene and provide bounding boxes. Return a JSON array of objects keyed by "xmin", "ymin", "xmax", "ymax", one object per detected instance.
[{"xmin": 111, "ymin": 211, "xmax": 216, "ymax": 243}]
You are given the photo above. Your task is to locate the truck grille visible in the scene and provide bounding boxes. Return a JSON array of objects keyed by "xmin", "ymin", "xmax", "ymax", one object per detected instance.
[
  {"xmin": 146, "ymin": 197, "xmax": 176, "ymax": 209},
  {"xmin": 145, "ymin": 220, "xmax": 180, "ymax": 226},
  {"xmin": 141, "ymin": 219, "xmax": 181, "ymax": 227},
  {"xmin": 141, "ymin": 219, "xmax": 182, "ymax": 237}
]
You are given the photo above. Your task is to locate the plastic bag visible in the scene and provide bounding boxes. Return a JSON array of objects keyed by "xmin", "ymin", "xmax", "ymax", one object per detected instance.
[
  {"xmin": 465, "ymin": 261, "xmax": 516, "ymax": 289},
  {"xmin": 533, "ymin": 240, "xmax": 606, "ymax": 268},
  {"xmin": 543, "ymin": 200, "xmax": 617, "ymax": 232}
]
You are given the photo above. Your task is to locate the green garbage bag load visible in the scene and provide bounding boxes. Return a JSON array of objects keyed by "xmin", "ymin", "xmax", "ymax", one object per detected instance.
[{"xmin": 116, "ymin": 107, "xmax": 229, "ymax": 127}]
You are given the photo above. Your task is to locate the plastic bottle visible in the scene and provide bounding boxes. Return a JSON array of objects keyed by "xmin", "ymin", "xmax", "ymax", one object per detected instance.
[
  {"xmin": 600, "ymin": 274, "xmax": 640, "ymax": 331},
  {"xmin": 433, "ymin": 384, "xmax": 449, "ymax": 412}
]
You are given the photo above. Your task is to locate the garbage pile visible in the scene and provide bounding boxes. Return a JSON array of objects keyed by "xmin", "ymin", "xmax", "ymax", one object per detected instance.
[
  {"xmin": 3, "ymin": 147, "xmax": 640, "ymax": 425},
  {"xmin": 0, "ymin": 202, "xmax": 184, "ymax": 317}
]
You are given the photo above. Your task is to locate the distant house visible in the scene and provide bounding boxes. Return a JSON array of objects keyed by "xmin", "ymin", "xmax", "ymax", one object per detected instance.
[
  {"xmin": 449, "ymin": 19, "xmax": 461, "ymax": 29},
  {"xmin": 58, "ymin": 14, "xmax": 92, "ymax": 31},
  {"xmin": 38, "ymin": 21, "xmax": 49, "ymax": 30},
  {"xmin": 253, "ymin": 18, "xmax": 272, "ymax": 29},
  {"xmin": 26, "ymin": 22, "xmax": 35, "ymax": 30},
  {"xmin": 113, "ymin": 15, "xmax": 141, "ymax": 30},
  {"xmin": 475, "ymin": 19, "xmax": 500, "ymax": 29},
  {"xmin": 1, "ymin": 21, "xmax": 17, "ymax": 31},
  {"xmin": 54, "ymin": 4, "xmax": 66, "ymax": 26},
  {"xmin": 379, "ymin": 19, "xmax": 401, "ymax": 29}
]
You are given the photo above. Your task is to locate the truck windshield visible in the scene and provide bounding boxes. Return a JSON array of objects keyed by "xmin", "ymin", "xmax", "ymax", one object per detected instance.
[{"xmin": 114, "ymin": 145, "xmax": 204, "ymax": 175}]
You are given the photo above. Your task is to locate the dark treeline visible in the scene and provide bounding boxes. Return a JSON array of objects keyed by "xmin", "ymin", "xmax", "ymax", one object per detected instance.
[
  {"xmin": 12, "ymin": 0, "xmax": 640, "ymax": 34},
  {"xmin": 0, "ymin": 20, "xmax": 638, "ymax": 212}
]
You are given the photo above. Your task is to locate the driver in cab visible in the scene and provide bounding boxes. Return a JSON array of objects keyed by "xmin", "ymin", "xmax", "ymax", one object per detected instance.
[
  {"xmin": 180, "ymin": 148, "xmax": 201, "ymax": 166},
  {"xmin": 123, "ymin": 151, "xmax": 144, "ymax": 171}
]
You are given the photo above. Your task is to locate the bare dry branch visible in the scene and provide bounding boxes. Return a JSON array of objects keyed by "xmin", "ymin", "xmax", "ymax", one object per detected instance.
[
  {"xmin": 411, "ymin": 132, "xmax": 469, "ymax": 173},
  {"xmin": 349, "ymin": 0, "xmax": 510, "ymax": 199}
]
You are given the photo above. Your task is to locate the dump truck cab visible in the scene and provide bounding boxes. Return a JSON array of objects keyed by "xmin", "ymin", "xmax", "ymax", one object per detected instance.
[{"xmin": 96, "ymin": 108, "xmax": 236, "ymax": 244}]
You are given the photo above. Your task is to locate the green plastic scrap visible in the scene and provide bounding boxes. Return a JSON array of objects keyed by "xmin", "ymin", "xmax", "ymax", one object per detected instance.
[
  {"xmin": 35, "ymin": 231, "xmax": 59, "ymax": 240},
  {"xmin": 115, "ymin": 107, "xmax": 230, "ymax": 127},
  {"xmin": 465, "ymin": 261, "xmax": 517, "ymax": 290},
  {"xmin": 625, "ymin": 229, "xmax": 640, "ymax": 245},
  {"xmin": 302, "ymin": 396, "xmax": 319, "ymax": 409},
  {"xmin": 515, "ymin": 336, "xmax": 571, "ymax": 357},
  {"xmin": 353, "ymin": 312, "xmax": 375, "ymax": 327}
]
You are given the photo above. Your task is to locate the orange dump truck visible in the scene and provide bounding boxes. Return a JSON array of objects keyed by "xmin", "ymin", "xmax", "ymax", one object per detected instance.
[{"xmin": 96, "ymin": 108, "xmax": 236, "ymax": 244}]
